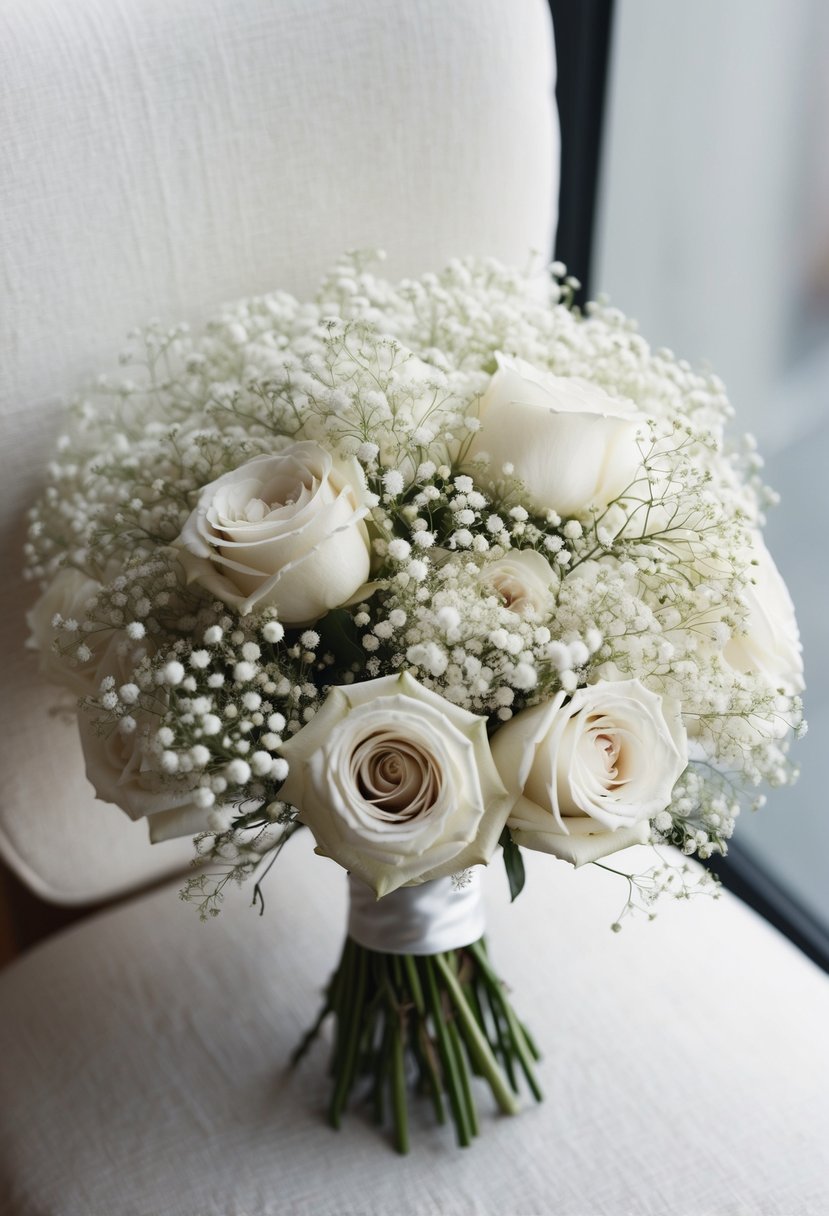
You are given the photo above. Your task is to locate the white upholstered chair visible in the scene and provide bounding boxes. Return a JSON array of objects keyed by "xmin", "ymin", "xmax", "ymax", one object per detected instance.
[
  {"xmin": 0, "ymin": 0, "xmax": 556, "ymax": 909},
  {"xmin": 1, "ymin": 2, "xmax": 828, "ymax": 1213}
]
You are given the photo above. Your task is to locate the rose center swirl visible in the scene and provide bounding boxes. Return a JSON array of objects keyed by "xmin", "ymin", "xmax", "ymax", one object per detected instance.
[
  {"xmin": 352, "ymin": 731, "xmax": 441, "ymax": 820},
  {"xmin": 595, "ymin": 731, "xmax": 619, "ymax": 773},
  {"xmin": 244, "ymin": 474, "xmax": 313, "ymax": 517},
  {"xmin": 588, "ymin": 726, "xmax": 633, "ymax": 790}
]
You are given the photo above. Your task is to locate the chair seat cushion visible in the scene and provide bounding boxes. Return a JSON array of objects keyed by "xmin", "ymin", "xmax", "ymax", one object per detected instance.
[{"xmin": 2, "ymin": 835, "xmax": 828, "ymax": 1215}]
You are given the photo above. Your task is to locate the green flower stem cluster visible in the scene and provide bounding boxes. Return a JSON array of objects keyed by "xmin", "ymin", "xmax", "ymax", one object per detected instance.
[{"xmin": 294, "ymin": 936, "xmax": 541, "ymax": 1154}]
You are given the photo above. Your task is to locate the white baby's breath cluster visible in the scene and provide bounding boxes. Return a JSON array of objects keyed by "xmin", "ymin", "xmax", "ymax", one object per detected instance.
[{"xmin": 25, "ymin": 254, "xmax": 804, "ymax": 916}]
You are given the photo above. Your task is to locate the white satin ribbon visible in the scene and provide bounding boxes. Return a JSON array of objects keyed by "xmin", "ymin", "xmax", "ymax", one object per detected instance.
[{"xmin": 347, "ymin": 870, "xmax": 486, "ymax": 955}]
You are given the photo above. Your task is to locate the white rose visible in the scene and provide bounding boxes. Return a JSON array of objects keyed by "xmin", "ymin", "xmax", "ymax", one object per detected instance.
[
  {"xmin": 279, "ymin": 671, "xmax": 514, "ymax": 897},
  {"xmin": 77, "ymin": 634, "xmax": 206, "ymax": 842},
  {"xmin": 26, "ymin": 568, "xmax": 106, "ymax": 697},
  {"xmin": 492, "ymin": 678, "xmax": 688, "ymax": 866},
  {"xmin": 79, "ymin": 710, "xmax": 207, "ymax": 842},
  {"xmin": 479, "ymin": 549, "xmax": 557, "ymax": 618},
  {"xmin": 174, "ymin": 440, "xmax": 372, "ymax": 624},
  {"xmin": 466, "ymin": 354, "xmax": 643, "ymax": 518},
  {"xmin": 80, "ymin": 710, "xmax": 206, "ymax": 842},
  {"xmin": 724, "ymin": 533, "xmax": 804, "ymax": 697}
]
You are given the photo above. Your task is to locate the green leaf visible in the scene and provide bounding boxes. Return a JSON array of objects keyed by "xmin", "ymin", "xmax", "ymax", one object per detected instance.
[
  {"xmin": 316, "ymin": 608, "xmax": 365, "ymax": 668},
  {"xmin": 499, "ymin": 828, "xmax": 526, "ymax": 903}
]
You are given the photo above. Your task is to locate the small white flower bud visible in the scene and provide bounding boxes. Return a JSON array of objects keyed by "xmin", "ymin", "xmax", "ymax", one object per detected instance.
[
  {"xmin": 568, "ymin": 641, "xmax": 590, "ymax": 668},
  {"xmin": 207, "ymin": 806, "xmax": 233, "ymax": 832},
  {"xmin": 382, "ymin": 470, "xmax": 405, "ymax": 496},
  {"xmin": 250, "ymin": 750, "xmax": 273, "ymax": 777},
  {"xmin": 225, "ymin": 759, "xmax": 251, "ymax": 785},
  {"xmin": 160, "ymin": 750, "xmax": 179, "ymax": 774}
]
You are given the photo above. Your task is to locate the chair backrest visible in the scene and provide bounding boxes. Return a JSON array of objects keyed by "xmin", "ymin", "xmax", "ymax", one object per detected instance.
[{"xmin": 0, "ymin": 0, "xmax": 559, "ymax": 904}]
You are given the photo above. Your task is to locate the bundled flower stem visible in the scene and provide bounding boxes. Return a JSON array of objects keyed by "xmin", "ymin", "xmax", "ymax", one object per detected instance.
[{"xmin": 294, "ymin": 937, "xmax": 541, "ymax": 1154}]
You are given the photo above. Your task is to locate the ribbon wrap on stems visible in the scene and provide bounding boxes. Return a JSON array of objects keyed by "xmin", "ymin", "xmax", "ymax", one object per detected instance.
[
  {"xmin": 295, "ymin": 865, "xmax": 541, "ymax": 1153},
  {"xmin": 347, "ymin": 871, "xmax": 486, "ymax": 956}
]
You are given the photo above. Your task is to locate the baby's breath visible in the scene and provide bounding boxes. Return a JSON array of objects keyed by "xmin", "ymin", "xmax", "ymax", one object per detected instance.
[{"xmin": 26, "ymin": 253, "xmax": 803, "ymax": 913}]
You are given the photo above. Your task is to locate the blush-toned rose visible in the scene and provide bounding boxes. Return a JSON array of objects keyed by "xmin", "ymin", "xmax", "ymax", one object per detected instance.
[
  {"xmin": 492, "ymin": 678, "xmax": 688, "ymax": 865},
  {"xmin": 479, "ymin": 550, "xmax": 557, "ymax": 618}
]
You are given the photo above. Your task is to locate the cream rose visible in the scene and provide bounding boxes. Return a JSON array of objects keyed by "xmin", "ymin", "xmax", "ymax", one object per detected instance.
[
  {"xmin": 279, "ymin": 671, "xmax": 514, "ymax": 897},
  {"xmin": 26, "ymin": 568, "xmax": 107, "ymax": 697},
  {"xmin": 479, "ymin": 549, "xmax": 557, "ymax": 618},
  {"xmin": 77, "ymin": 637, "xmax": 205, "ymax": 842},
  {"xmin": 492, "ymin": 678, "xmax": 688, "ymax": 866},
  {"xmin": 466, "ymin": 354, "xmax": 643, "ymax": 518},
  {"xmin": 724, "ymin": 533, "xmax": 804, "ymax": 697},
  {"xmin": 79, "ymin": 711, "xmax": 207, "ymax": 842},
  {"xmin": 174, "ymin": 440, "xmax": 372, "ymax": 624}
]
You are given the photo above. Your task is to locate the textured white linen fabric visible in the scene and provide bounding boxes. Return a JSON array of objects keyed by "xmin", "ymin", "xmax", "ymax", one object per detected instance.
[
  {"xmin": 0, "ymin": 0, "xmax": 559, "ymax": 902},
  {"xmin": 2, "ymin": 834, "xmax": 829, "ymax": 1216}
]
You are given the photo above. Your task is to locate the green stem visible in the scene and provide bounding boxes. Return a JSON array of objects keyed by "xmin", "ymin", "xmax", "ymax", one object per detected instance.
[
  {"xmin": 479, "ymin": 978, "xmax": 518, "ymax": 1092},
  {"xmin": 329, "ymin": 945, "xmax": 368, "ymax": 1128},
  {"xmin": 296, "ymin": 935, "xmax": 542, "ymax": 1150},
  {"xmin": 423, "ymin": 955, "xmax": 473, "ymax": 1147},
  {"xmin": 433, "ymin": 952, "xmax": 520, "ymax": 1116},
  {"xmin": 373, "ymin": 1014, "xmax": 393, "ymax": 1126},
  {"xmin": 415, "ymin": 1018, "xmax": 446, "ymax": 1125},
  {"xmin": 520, "ymin": 1019, "xmax": 542, "ymax": 1063},
  {"xmin": 403, "ymin": 953, "xmax": 425, "ymax": 1016},
  {"xmin": 447, "ymin": 1017, "xmax": 479, "ymax": 1139},
  {"xmin": 329, "ymin": 937, "xmax": 355, "ymax": 1078},
  {"xmin": 391, "ymin": 1021, "xmax": 409, "ymax": 1154},
  {"xmin": 462, "ymin": 975, "xmax": 489, "ymax": 1078},
  {"xmin": 467, "ymin": 942, "xmax": 543, "ymax": 1104},
  {"xmin": 290, "ymin": 997, "xmax": 332, "ymax": 1067}
]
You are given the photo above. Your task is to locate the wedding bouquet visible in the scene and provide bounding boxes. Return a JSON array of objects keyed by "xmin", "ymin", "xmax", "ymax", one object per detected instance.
[{"xmin": 25, "ymin": 254, "xmax": 804, "ymax": 1152}]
